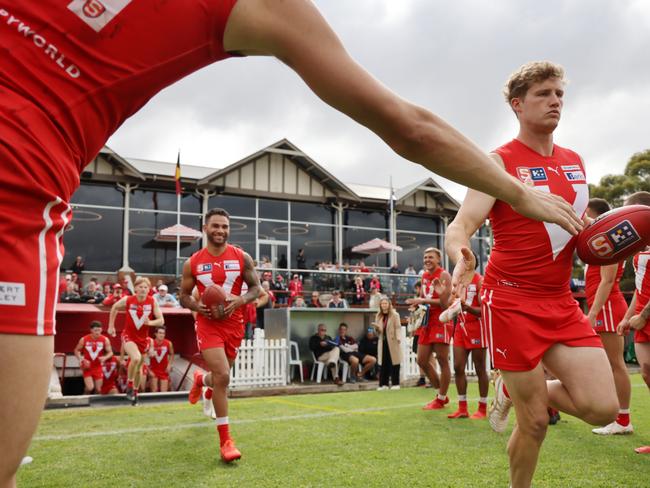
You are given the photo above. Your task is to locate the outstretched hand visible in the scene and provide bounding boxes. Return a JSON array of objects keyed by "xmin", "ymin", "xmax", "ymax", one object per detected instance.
[
  {"xmin": 450, "ymin": 247, "xmax": 476, "ymax": 300},
  {"xmin": 510, "ymin": 185, "xmax": 583, "ymax": 236}
]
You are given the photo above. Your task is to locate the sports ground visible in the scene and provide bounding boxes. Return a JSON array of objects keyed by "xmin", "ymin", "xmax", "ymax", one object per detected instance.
[{"xmin": 19, "ymin": 374, "xmax": 649, "ymax": 487}]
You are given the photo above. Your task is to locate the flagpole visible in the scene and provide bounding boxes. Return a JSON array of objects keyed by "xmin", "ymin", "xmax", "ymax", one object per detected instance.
[{"xmin": 175, "ymin": 150, "xmax": 181, "ymax": 278}]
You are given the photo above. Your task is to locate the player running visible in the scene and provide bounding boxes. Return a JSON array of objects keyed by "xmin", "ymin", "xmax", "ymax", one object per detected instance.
[
  {"xmin": 0, "ymin": 2, "xmax": 584, "ymax": 482},
  {"xmin": 179, "ymin": 208, "xmax": 261, "ymax": 463},
  {"xmin": 583, "ymin": 198, "xmax": 634, "ymax": 435},
  {"xmin": 406, "ymin": 248, "xmax": 453, "ymax": 410},
  {"xmin": 73, "ymin": 321, "xmax": 113, "ymax": 395},
  {"xmin": 617, "ymin": 191, "xmax": 650, "ymax": 453},
  {"xmin": 108, "ymin": 277, "xmax": 164, "ymax": 405},
  {"xmin": 149, "ymin": 326, "xmax": 174, "ymax": 393},
  {"xmin": 447, "ymin": 263, "xmax": 489, "ymax": 419},
  {"xmin": 445, "ymin": 61, "xmax": 617, "ymax": 488},
  {"xmin": 100, "ymin": 355, "xmax": 120, "ymax": 395}
]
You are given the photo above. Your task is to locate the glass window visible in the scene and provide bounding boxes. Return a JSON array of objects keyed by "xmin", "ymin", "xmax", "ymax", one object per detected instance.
[
  {"xmin": 343, "ymin": 228, "xmax": 389, "ymax": 268},
  {"xmin": 208, "ymin": 194, "xmax": 255, "ymax": 218},
  {"xmin": 290, "ymin": 202, "xmax": 335, "ymax": 225},
  {"xmin": 344, "ymin": 209, "xmax": 388, "ymax": 229},
  {"xmin": 259, "ymin": 198, "xmax": 288, "ymax": 220},
  {"xmin": 130, "ymin": 189, "xmax": 177, "ymax": 211},
  {"xmin": 180, "ymin": 193, "xmax": 202, "ymax": 213},
  {"xmin": 291, "ymin": 224, "xmax": 336, "ymax": 269},
  {"xmin": 63, "ymin": 207, "xmax": 123, "ymax": 271},
  {"xmin": 396, "ymin": 232, "xmax": 442, "ymax": 272},
  {"xmin": 258, "ymin": 220, "xmax": 289, "ymax": 241},
  {"xmin": 70, "ymin": 183, "xmax": 123, "ymax": 207},
  {"xmin": 397, "ymin": 214, "xmax": 440, "ymax": 233},
  {"xmin": 128, "ymin": 211, "xmax": 202, "ymax": 274},
  {"xmin": 228, "ymin": 218, "xmax": 255, "ymax": 258}
]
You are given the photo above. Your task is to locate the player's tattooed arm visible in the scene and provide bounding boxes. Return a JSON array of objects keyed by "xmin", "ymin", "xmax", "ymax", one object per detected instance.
[{"xmin": 224, "ymin": 253, "xmax": 261, "ymax": 315}]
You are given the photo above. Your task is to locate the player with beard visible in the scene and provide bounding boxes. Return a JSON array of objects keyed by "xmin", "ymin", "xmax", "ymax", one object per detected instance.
[
  {"xmin": 407, "ymin": 247, "xmax": 452, "ymax": 410},
  {"xmin": 180, "ymin": 208, "xmax": 261, "ymax": 463},
  {"xmin": 445, "ymin": 61, "xmax": 617, "ymax": 488}
]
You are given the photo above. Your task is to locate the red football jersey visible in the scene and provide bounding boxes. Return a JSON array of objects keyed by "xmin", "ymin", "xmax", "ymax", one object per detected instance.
[
  {"xmin": 123, "ymin": 295, "xmax": 155, "ymax": 343},
  {"xmin": 462, "ymin": 272, "xmax": 482, "ymax": 323},
  {"xmin": 0, "ymin": 1, "xmax": 238, "ymax": 201},
  {"xmin": 81, "ymin": 333, "xmax": 109, "ymax": 367},
  {"xmin": 584, "ymin": 262, "xmax": 625, "ymax": 307},
  {"xmin": 191, "ymin": 244, "xmax": 246, "ymax": 330},
  {"xmin": 421, "ymin": 267, "xmax": 445, "ymax": 327},
  {"xmin": 150, "ymin": 338, "xmax": 172, "ymax": 373},
  {"xmin": 484, "ymin": 139, "xmax": 589, "ymax": 295},
  {"xmin": 101, "ymin": 356, "xmax": 119, "ymax": 385},
  {"xmin": 633, "ymin": 250, "xmax": 650, "ymax": 312}
]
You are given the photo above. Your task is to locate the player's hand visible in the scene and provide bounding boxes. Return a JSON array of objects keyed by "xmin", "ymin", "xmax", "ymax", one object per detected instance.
[
  {"xmin": 510, "ymin": 185, "xmax": 583, "ymax": 236},
  {"xmin": 587, "ymin": 312, "xmax": 597, "ymax": 328},
  {"xmin": 629, "ymin": 314, "xmax": 646, "ymax": 331},
  {"xmin": 108, "ymin": 326, "xmax": 116, "ymax": 337},
  {"xmin": 224, "ymin": 295, "xmax": 245, "ymax": 317},
  {"xmin": 617, "ymin": 318, "xmax": 631, "ymax": 336},
  {"xmin": 196, "ymin": 301, "xmax": 212, "ymax": 318},
  {"xmin": 450, "ymin": 247, "xmax": 475, "ymax": 300}
]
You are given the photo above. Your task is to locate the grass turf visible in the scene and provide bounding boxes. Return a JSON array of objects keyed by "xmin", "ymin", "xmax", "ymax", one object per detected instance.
[{"xmin": 19, "ymin": 374, "xmax": 650, "ymax": 487}]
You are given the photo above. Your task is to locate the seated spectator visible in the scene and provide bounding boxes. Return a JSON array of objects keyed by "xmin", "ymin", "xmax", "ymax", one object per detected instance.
[
  {"xmin": 309, "ymin": 324, "xmax": 342, "ymax": 385},
  {"xmin": 350, "ymin": 276, "xmax": 366, "ymax": 305},
  {"xmin": 273, "ymin": 274, "xmax": 288, "ymax": 304},
  {"xmin": 288, "ymin": 274, "xmax": 303, "ymax": 306},
  {"xmin": 102, "ymin": 283, "xmax": 124, "ymax": 307},
  {"xmin": 328, "ymin": 290, "xmax": 348, "ymax": 309},
  {"xmin": 368, "ymin": 288, "xmax": 382, "ymax": 310},
  {"xmin": 292, "ymin": 296, "xmax": 307, "ymax": 308},
  {"xmin": 369, "ymin": 274, "xmax": 382, "ymax": 292},
  {"xmin": 102, "ymin": 281, "xmax": 114, "ymax": 296},
  {"xmin": 308, "ymin": 291, "xmax": 323, "ymax": 308},
  {"xmin": 80, "ymin": 281, "xmax": 105, "ymax": 304},
  {"xmin": 359, "ymin": 261, "xmax": 371, "ymax": 274},
  {"xmin": 153, "ymin": 284, "xmax": 180, "ymax": 308},
  {"xmin": 256, "ymin": 281, "xmax": 275, "ymax": 331},
  {"xmin": 335, "ymin": 323, "xmax": 361, "ymax": 383},
  {"xmin": 358, "ymin": 327, "xmax": 379, "ymax": 380},
  {"xmin": 69, "ymin": 272, "xmax": 81, "ymax": 293},
  {"xmin": 60, "ymin": 282, "xmax": 81, "ymax": 303},
  {"xmin": 59, "ymin": 273, "xmax": 71, "ymax": 295}
]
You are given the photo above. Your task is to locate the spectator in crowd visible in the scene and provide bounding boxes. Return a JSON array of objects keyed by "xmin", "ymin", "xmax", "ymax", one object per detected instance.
[
  {"xmin": 60, "ymin": 282, "xmax": 81, "ymax": 303},
  {"xmin": 59, "ymin": 273, "xmax": 71, "ymax": 296},
  {"xmin": 358, "ymin": 327, "xmax": 379, "ymax": 380},
  {"xmin": 69, "ymin": 272, "xmax": 81, "ymax": 293},
  {"xmin": 74, "ymin": 321, "xmax": 113, "ymax": 394},
  {"xmin": 368, "ymin": 288, "xmax": 382, "ymax": 310},
  {"xmin": 153, "ymin": 284, "xmax": 180, "ymax": 308},
  {"xmin": 102, "ymin": 283, "xmax": 124, "ymax": 307},
  {"xmin": 71, "ymin": 255, "xmax": 85, "ymax": 277},
  {"xmin": 308, "ymin": 291, "xmax": 323, "ymax": 308},
  {"xmin": 273, "ymin": 274, "xmax": 288, "ymax": 305},
  {"xmin": 389, "ymin": 263, "xmax": 401, "ymax": 294},
  {"xmin": 288, "ymin": 274, "xmax": 303, "ymax": 306},
  {"xmin": 336, "ymin": 323, "xmax": 361, "ymax": 383},
  {"xmin": 292, "ymin": 296, "xmax": 307, "ymax": 308},
  {"xmin": 405, "ymin": 264, "xmax": 418, "ymax": 292},
  {"xmin": 80, "ymin": 281, "xmax": 105, "ymax": 304},
  {"xmin": 100, "ymin": 355, "xmax": 120, "ymax": 395},
  {"xmin": 309, "ymin": 324, "xmax": 342, "ymax": 386},
  {"xmin": 261, "ymin": 270, "xmax": 273, "ymax": 283},
  {"xmin": 260, "ymin": 256, "xmax": 272, "ymax": 269},
  {"xmin": 359, "ymin": 261, "xmax": 371, "ymax": 274},
  {"xmin": 102, "ymin": 282, "xmax": 114, "ymax": 296},
  {"xmin": 296, "ymin": 248, "xmax": 307, "ymax": 270},
  {"xmin": 374, "ymin": 296, "xmax": 402, "ymax": 390},
  {"xmin": 369, "ymin": 274, "xmax": 382, "ymax": 292},
  {"xmin": 350, "ymin": 276, "xmax": 367, "ymax": 305},
  {"xmin": 278, "ymin": 254, "xmax": 287, "ymax": 269},
  {"xmin": 256, "ymin": 281, "xmax": 275, "ymax": 331},
  {"xmin": 328, "ymin": 290, "xmax": 349, "ymax": 309},
  {"xmin": 149, "ymin": 326, "xmax": 174, "ymax": 392}
]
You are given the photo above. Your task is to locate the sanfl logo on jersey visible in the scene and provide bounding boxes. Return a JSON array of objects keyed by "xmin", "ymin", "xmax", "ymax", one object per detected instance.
[{"xmin": 68, "ymin": 0, "xmax": 132, "ymax": 32}]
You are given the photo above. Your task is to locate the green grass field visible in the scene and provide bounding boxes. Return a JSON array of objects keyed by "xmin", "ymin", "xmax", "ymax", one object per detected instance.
[{"xmin": 19, "ymin": 375, "xmax": 650, "ymax": 487}]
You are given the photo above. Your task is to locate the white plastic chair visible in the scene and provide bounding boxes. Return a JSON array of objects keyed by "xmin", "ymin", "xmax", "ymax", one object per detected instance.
[
  {"xmin": 338, "ymin": 359, "xmax": 349, "ymax": 383},
  {"xmin": 310, "ymin": 351, "xmax": 329, "ymax": 383},
  {"xmin": 288, "ymin": 341, "xmax": 304, "ymax": 383}
]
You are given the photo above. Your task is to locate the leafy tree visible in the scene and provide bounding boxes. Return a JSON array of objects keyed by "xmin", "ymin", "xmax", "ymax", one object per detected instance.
[{"xmin": 589, "ymin": 149, "xmax": 650, "ymax": 207}]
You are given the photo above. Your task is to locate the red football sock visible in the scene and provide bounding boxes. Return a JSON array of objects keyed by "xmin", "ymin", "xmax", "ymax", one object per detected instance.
[
  {"xmin": 617, "ymin": 412, "xmax": 630, "ymax": 427},
  {"xmin": 195, "ymin": 373, "xmax": 204, "ymax": 388},
  {"xmin": 127, "ymin": 379, "xmax": 134, "ymax": 389},
  {"xmin": 217, "ymin": 423, "xmax": 231, "ymax": 446},
  {"xmin": 459, "ymin": 400, "xmax": 468, "ymax": 411},
  {"xmin": 478, "ymin": 401, "xmax": 487, "ymax": 413}
]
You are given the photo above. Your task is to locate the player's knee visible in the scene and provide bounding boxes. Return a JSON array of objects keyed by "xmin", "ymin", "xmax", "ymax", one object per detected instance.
[
  {"xmin": 212, "ymin": 369, "xmax": 230, "ymax": 388},
  {"xmin": 416, "ymin": 356, "xmax": 429, "ymax": 369},
  {"xmin": 131, "ymin": 352, "xmax": 142, "ymax": 364},
  {"xmin": 453, "ymin": 363, "xmax": 465, "ymax": 377},
  {"xmin": 640, "ymin": 363, "xmax": 650, "ymax": 386},
  {"xmin": 517, "ymin": 415, "xmax": 548, "ymax": 443},
  {"xmin": 582, "ymin": 397, "xmax": 618, "ymax": 426}
]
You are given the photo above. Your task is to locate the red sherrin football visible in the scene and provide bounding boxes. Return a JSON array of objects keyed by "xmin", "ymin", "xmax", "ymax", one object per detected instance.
[
  {"xmin": 201, "ymin": 284, "xmax": 228, "ymax": 309},
  {"xmin": 576, "ymin": 205, "xmax": 650, "ymax": 265}
]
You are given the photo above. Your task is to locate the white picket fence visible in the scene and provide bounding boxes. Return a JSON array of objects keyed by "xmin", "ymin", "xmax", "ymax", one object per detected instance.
[{"xmin": 230, "ymin": 333, "xmax": 287, "ymax": 388}]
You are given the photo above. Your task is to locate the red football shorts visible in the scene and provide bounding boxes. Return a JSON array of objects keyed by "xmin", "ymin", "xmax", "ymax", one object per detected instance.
[
  {"xmin": 453, "ymin": 316, "xmax": 486, "ymax": 350},
  {"xmin": 591, "ymin": 294, "xmax": 628, "ymax": 333},
  {"xmin": 0, "ymin": 182, "xmax": 71, "ymax": 336},
  {"xmin": 481, "ymin": 287, "xmax": 602, "ymax": 371},
  {"xmin": 150, "ymin": 368, "xmax": 169, "ymax": 381},
  {"xmin": 100, "ymin": 381, "xmax": 117, "ymax": 395},
  {"xmin": 417, "ymin": 321, "xmax": 451, "ymax": 346},
  {"xmin": 82, "ymin": 365, "xmax": 102, "ymax": 380},
  {"xmin": 122, "ymin": 333, "xmax": 151, "ymax": 354},
  {"xmin": 195, "ymin": 321, "xmax": 244, "ymax": 359}
]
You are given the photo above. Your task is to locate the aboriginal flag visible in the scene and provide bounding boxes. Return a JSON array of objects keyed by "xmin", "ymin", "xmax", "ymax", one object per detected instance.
[{"xmin": 175, "ymin": 152, "xmax": 181, "ymax": 195}]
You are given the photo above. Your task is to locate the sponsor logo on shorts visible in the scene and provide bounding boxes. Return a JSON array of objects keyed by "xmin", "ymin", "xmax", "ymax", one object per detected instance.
[
  {"xmin": 0, "ymin": 282, "xmax": 26, "ymax": 306},
  {"xmin": 198, "ymin": 263, "xmax": 212, "ymax": 273},
  {"xmin": 496, "ymin": 347, "xmax": 507, "ymax": 358},
  {"xmin": 471, "ymin": 339, "xmax": 481, "ymax": 345},
  {"xmin": 435, "ymin": 333, "xmax": 444, "ymax": 339},
  {"xmin": 588, "ymin": 220, "xmax": 640, "ymax": 258},
  {"xmin": 68, "ymin": 0, "xmax": 132, "ymax": 32},
  {"xmin": 564, "ymin": 170, "xmax": 586, "ymax": 181}
]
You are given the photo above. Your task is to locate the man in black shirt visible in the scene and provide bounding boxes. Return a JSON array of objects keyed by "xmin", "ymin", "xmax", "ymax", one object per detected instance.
[
  {"xmin": 359, "ymin": 328, "xmax": 379, "ymax": 380},
  {"xmin": 309, "ymin": 324, "xmax": 342, "ymax": 385}
]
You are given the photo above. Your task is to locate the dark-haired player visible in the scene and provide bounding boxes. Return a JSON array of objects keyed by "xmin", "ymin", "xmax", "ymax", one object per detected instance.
[
  {"xmin": 73, "ymin": 321, "xmax": 113, "ymax": 394},
  {"xmin": 149, "ymin": 326, "xmax": 174, "ymax": 393}
]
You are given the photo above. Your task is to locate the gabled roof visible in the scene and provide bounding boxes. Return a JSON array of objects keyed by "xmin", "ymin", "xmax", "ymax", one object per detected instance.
[
  {"xmin": 127, "ymin": 157, "xmax": 215, "ymax": 180},
  {"xmin": 197, "ymin": 139, "xmax": 361, "ymax": 202},
  {"xmin": 98, "ymin": 146, "xmax": 146, "ymax": 180},
  {"xmin": 394, "ymin": 177, "xmax": 460, "ymax": 210}
]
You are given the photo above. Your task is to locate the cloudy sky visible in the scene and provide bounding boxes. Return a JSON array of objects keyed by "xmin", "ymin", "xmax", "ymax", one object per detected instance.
[{"xmin": 107, "ymin": 0, "xmax": 650, "ymax": 202}]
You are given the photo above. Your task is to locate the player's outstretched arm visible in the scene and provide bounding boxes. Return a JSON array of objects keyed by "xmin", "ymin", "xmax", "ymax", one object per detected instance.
[
  {"xmin": 108, "ymin": 297, "xmax": 128, "ymax": 337},
  {"xmin": 223, "ymin": 0, "xmax": 582, "ymax": 235}
]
